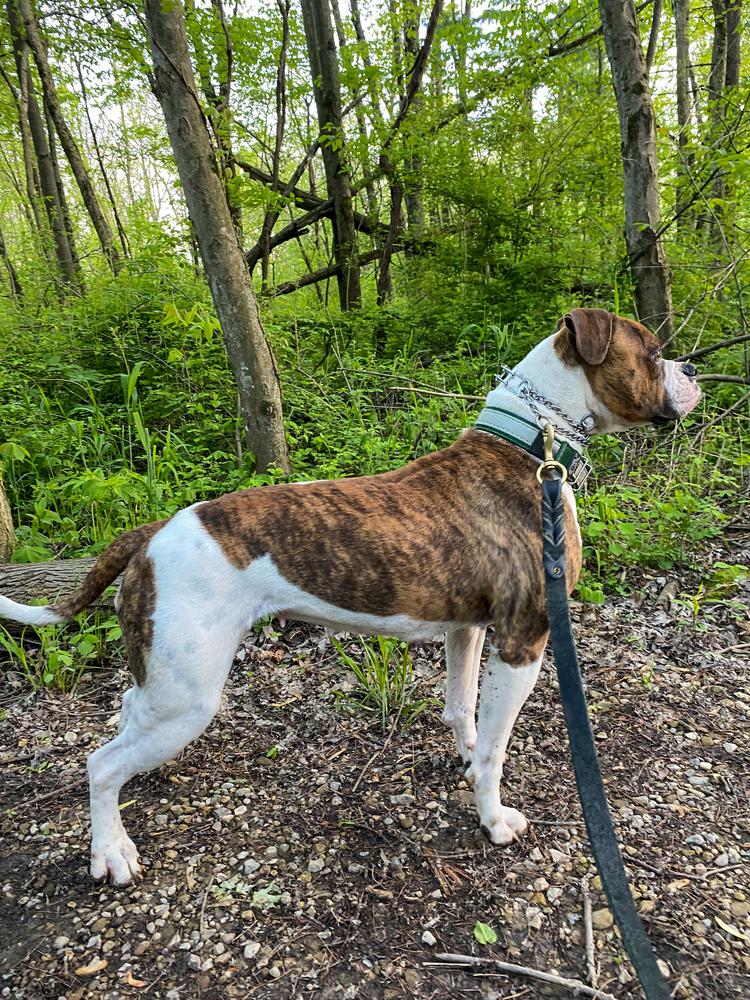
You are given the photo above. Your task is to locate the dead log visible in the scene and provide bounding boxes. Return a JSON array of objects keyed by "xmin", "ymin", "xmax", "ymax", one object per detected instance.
[{"xmin": 0, "ymin": 557, "xmax": 118, "ymax": 607}]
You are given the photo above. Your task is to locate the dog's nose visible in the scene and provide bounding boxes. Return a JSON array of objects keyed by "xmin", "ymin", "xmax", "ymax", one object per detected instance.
[{"xmin": 681, "ymin": 362, "xmax": 697, "ymax": 378}]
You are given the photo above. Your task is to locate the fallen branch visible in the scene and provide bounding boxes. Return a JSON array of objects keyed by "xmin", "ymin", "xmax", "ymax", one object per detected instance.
[{"xmin": 427, "ymin": 953, "xmax": 617, "ymax": 999}]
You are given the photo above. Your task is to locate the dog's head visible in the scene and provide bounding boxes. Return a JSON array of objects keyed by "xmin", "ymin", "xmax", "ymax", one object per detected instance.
[{"xmin": 554, "ymin": 308, "xmax": 701, "ymax": 431}]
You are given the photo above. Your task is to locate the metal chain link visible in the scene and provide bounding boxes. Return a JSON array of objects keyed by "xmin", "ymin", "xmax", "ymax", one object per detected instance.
[{"xmin": 498, "ymin": 366, "xmax": 592, "ymax": 447}]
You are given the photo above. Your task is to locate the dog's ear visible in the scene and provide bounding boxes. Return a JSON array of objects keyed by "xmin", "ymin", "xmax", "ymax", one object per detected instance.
[{"xmin": 561, "ymin": 308, "xmax": 614, "ymax": 366}]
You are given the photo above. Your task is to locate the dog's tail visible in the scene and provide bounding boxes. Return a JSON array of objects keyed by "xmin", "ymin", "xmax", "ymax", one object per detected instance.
[{"xmin": 0, "ymin": 521, "xmax": 165, "ymax": 626}]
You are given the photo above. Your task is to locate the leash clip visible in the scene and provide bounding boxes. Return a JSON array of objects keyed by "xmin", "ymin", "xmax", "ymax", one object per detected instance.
[{"xmin": 536, "ymin": 423, "xmax": 568, "ymax": 484}]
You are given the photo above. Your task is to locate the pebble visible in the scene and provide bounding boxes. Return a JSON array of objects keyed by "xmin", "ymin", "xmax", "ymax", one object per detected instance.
[
  {"xmin": 244, "ymin": 941, "xmax": 261, "ymax": 960},
  {"xmin": 421, "ymin": 930, "xmax": 437, "ymax": 946},
  {"xmin": 592, "ymin": 908, "xmax": 614, "ymax": 930},
  {"xmin": 308, "ymin": 858, "xmax": 324, "ymax": 873}
]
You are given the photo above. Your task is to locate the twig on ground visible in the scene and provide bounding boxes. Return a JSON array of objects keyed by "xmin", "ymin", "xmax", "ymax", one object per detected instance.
[
  {"xmin": 199, "ymin": 873, "xmax": 215, "ymax": 935},
  {"xmin": 581, "ymin": 876, "xmax": 598, "ymax": 989},
  {"xmin": 426, "ymin": 953, "xmax": 617, "ymax": 999},
  {"xmin": 13, "ymin": 775, "xmax": 87, "ymax": 811}
]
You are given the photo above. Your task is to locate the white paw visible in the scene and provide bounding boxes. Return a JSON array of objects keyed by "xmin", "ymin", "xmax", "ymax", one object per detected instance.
[
  {"xmin": 91, "ymin": 831, "xmax": 143, "ymax": 885},
  {"xmin": 481, "ymin": 807, "xmax": 529, "ymax": 846}
]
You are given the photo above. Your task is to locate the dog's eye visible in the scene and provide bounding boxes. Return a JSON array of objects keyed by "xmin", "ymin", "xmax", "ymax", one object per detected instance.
[{"xmin": 648, "ymin": 351, "xmax": 662, "ymax": 365}]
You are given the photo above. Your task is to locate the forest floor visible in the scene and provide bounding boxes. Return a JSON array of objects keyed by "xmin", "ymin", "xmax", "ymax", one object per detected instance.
[{"xmin": 0, "ymin": 535, "xmax": 748, "ymax": 1000}]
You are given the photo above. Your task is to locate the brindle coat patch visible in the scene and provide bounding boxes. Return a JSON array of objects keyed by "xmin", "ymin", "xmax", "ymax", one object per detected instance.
[
  {"xmin": 197, "ymin": 430, "xmax": 581, "ymax": 665},
  {"xmin": 117, "ymin": 546, "xmax": 157, "ymax": 686}
]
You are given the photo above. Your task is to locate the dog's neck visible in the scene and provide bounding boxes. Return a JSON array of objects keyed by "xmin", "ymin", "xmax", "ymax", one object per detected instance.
[{"xmin": 484, "ymin": 334, "xmax": 596, "ymax": 451}]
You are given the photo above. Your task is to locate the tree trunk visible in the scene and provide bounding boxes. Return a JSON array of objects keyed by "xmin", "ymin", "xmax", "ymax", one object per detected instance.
[
  {"xmin": 5, "ymin": 0, "xmax": 78, "ymax": 286},
  {"xmin": 145, "ymin": 0, "xmax": 290, "ymax": 473},
  {"xmin": 0, "ymin": 225, "xmax": 23, "ymax": 300},
  {"xmin": 19, "ymin": 0, "xmax": 120, "ymax": 274},
  {"xmin": 300, "ymin": 0, "xmax": 361, "ymax": 311},
  {"xmin": 0, "ymin": 478, "xmax": 15, "ymax": 562},
  {"xmin": 43, "ymin": 93, "xmax": 81, "ymax": 282},
  {"xmin": 598, "ymin": 0, "xmax": 673, "ymax": 340},
  {"xmin": 673, "ymin": 0, "xmax": 691, "ymax": 224},
  {"xmin": 402, "ymin": 8, "xmax": 424, "ymax": 234},
  {"xmin": 706, "ymin": 0, "xmax": 742, "ymax": 234}
]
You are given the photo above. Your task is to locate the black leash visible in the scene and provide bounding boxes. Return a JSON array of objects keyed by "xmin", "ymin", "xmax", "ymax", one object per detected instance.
[{"xmin": 540, "ymin": 470, "xmax": 671, "ymax": 1000}]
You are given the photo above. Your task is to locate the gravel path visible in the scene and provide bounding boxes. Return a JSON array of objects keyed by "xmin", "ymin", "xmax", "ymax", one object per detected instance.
[{"xmin": 1, "ymin": 552, "xmax": 748, "ymax": 999}]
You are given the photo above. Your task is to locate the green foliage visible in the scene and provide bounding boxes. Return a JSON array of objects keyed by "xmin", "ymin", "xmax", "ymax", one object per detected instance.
[
  {"xmin": 332, "ymin": 635, "xmax": 433, "ymax": 732},
  {"xmin": 473, "ymin": 920, "xmax": 498, "ymax": 946},
  {"xmin": 578, "ymin": 478, "xmax": 726, "ymax": 598},
  {"xmin": 0, "ymin": 612, "xmax": 121, "ymax": 692}
]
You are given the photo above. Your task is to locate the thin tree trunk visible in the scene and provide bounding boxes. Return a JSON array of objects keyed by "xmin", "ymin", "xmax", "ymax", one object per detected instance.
[
  {"xmin": 260, "ymin": 0, "xmax": 290, "ymax": 289},
  {"xmin": 145, "ymin": 0, "xmax": 290, "ymax": 473},
  {"xmin": 43, "ymin": 93, "xmax": 81, "ymax": 281},
  {"xmin": 5, "ymin": 0, "xmax": 78, "ymax": 285},
  {"xmin": 598, "ymin": 0, "xmax": 673, "ymax": 339},
  {"xmin": 0, "ymin": 225, "xmax": 23, "ymax": 300},
  {"xmin": 75, "ymin": 61, "xmax": 130, "ymax": 258},
  {"xmin": 0, "ymin": 57, "xmax": 45, "ymax": 242},
  {"xmin": 403, "ymin": 7, "xmax": 424, "ymax": 234},
  {"xmin": 0, "ymin": 477, "xmax": 15, "ymax": 562},
  {"xmin": 300, "ymin": 0, "xmax": 361, "ymax": 310},
  {"xmin": 673, "ymin": 0, "xmax": 691, "ymax": 224},
  {"xmin": 19, "ymin": 0, "xmax": 120, "ymax": 273},
  {"xmin": 645, "ymin": 0, "xmax": 662, "ymax": 75}
]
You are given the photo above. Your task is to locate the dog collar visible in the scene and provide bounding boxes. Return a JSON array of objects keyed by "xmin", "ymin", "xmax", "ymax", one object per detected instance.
[{"xmin": 474, "ymin": 405, "xmax": 592, "ymax": 491}]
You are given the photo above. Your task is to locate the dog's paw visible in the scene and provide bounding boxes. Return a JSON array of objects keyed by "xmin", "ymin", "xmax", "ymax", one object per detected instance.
[
  {"xmin": 480, "ymin": 807, "xmax": 529, "ymax": 846},
  {"xmin": 91, "ymin": 832, "xmax": 143, "ymax": 886}
]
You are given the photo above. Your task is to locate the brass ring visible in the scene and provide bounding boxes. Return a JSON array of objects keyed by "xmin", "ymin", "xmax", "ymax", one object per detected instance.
[{"xmin": 536, "ymin": 460, "xmax": 568, "ymax": 484}]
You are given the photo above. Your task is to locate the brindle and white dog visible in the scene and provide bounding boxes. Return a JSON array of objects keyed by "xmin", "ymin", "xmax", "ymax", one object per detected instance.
[{"xmin": 0, "ymin": 308, "xmax": 700, "ymax": 885}]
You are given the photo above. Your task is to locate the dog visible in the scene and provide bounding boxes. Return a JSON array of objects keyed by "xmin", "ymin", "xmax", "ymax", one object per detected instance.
[{"xmin": 0, "ymin": 308, "xmax": 700, "ymax": 884}]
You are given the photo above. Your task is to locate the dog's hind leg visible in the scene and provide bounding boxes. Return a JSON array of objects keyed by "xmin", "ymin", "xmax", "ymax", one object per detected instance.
[
  {"xmin": 466, "ymin": 644, "xmax": 544, "ymax": 845},
  {"xmin": 87, "ymin": 626, "xmax": 243, "ymax": 885},
  {"xmin": 442, "ymin": 626, "xmax": 486, "ymax": 763}
]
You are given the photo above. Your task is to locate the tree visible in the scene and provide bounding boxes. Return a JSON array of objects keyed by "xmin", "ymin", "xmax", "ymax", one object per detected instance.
[
  {"xmin": 0, "ymin": 476, "xmax": 14, "ymax": 562},
  {"xmin": 19, "ymin": 0, "xmax": 120, "ymax": 273},
  {"xmin": 5, "ymin": 0, "xmax": 79, "ymax": 286},
  {"xmin": 598, "ymin": 0, "xmax": 673, "ymax": 339},
  {"xmin": 300, "ymin": 0, "xmax": 361, "ymax": 310},
  {"xmin": 145, "ymin": 0, "xmax": 290, "ymax": 473}
]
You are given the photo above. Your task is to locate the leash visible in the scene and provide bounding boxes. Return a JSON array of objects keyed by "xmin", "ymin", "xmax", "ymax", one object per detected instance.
[{"xmin": 537, "ymin": 426, "xmax": 670, "ymax": 1000}]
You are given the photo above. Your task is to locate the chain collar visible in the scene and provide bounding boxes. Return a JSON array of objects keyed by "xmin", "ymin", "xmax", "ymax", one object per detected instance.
[{"xmin": 498, "ymin": 366, "xmax": 595, "ymax": 448}]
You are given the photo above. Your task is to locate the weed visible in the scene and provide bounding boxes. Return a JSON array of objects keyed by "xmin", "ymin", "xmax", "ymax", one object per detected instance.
[
  {"xmin": 332, "ymin": 635, "xmax": 434, "ymax": 731},
  {"xmin": 0, "ymin": 612, "xmax": 121, "ymax": 692}
]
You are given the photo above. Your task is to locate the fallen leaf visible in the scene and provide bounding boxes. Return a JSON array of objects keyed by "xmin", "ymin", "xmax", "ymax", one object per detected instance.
[
  {"xmin": 123, "ymin": 970, "xmax": 147, "ymax": 988},
  {"xmin": 75, "ymin": 958, "xmax": 108, "ymax": 976},
  {"xmin": 715, "ymin": 916, "xmax": 750, "ymax": 943}
]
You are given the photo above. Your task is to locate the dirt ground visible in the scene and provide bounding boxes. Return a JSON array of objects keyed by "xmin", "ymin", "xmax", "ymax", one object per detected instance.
[{"xmin": 1, "ymin": 539, "xmax": 749, "ymax": 1000}]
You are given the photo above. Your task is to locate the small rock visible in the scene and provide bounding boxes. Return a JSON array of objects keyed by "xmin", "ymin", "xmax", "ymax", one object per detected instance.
[
  {"xmin": 421, "ymin": 930, "xmax": 437, "ymax": 947},
  {"xmin": 308, "ymin": 858, "xmax": 324, "ymax": 873},
  {"xmin": 187, "ymin": 953, "xmax": 201, "ymax": 971},
  {"xmin": 244, "ymin": 941, "xmax": 261, "ymax": 960},
  {"xmin": 592, "ymin": 908, "xmax": 614, "ymax": 930},
  {"xmin": 53, "ymin": 936, "xmax": 69, "ymax": 950},
  {"xmin": 715, "ymin": 853, "xmax": 730, "ymax": 868}
]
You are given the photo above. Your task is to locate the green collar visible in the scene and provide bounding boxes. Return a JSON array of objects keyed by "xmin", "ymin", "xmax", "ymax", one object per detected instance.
[{"xmin": 475, "ymin": 405, "xmax": 592, "ymax": 491}]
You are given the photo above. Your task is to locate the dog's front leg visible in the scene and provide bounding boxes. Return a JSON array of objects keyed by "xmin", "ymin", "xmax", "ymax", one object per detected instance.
[
  {"xmin": 442, "ymin": 626, "xmax": 485, "ymax": 763},
  {"xmin": 466, "ymin": 646, "xmax": 544, "ymax": 845}
]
